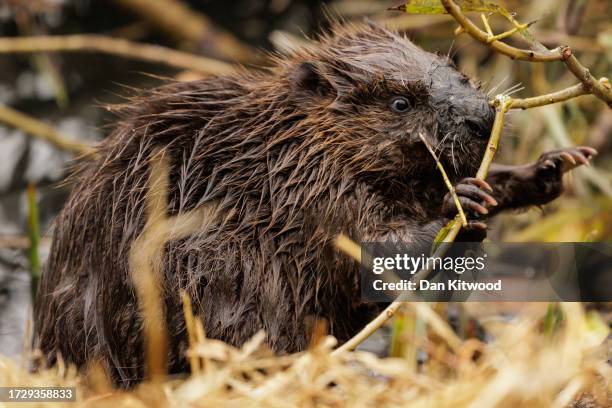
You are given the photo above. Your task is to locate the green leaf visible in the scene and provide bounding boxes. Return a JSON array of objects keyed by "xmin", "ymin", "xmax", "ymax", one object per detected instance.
[
  {"xmin": 431, "ymin": 218, "xmax": 456, "ymax": 254},
  {"xmin": 389, "ymin": 311, "xmax": 407, "ymax": 357},
  {"xmin": 543, "ymin": 303, "xmax": 563, "ymax": 337},
  {"xmin": 515, "ymin": 22, "xmax": 541, "ymax": 49},
  {"xmin": 389, "ymin": 310, "xmax": 417, "ymax": 368},
  {"xmin": 496, "ymin": 14, "xmax": 547, "ymax": 52},
  {"xmin": 393, "ymin": 0, "xmax": 503, "ymax": 15}
]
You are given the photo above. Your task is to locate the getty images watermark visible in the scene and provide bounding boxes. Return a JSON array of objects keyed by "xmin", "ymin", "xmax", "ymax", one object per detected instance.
[
  {"xmin": 360, "ymin": 242, "xmax": 612, "ymax": 302},
  {"xmin": 371, "ymin": 251, "xmax": 497, "ymax": 292}
]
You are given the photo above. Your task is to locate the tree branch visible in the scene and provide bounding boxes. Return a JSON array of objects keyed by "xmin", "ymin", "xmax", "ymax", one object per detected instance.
[
  {"xmin": 440, "ymin": 0, "xmax": 562, "ymax": 62},
  {"xmin": 561, "ymin": 47, "xmax": 612, "ymax": 108},
  {"xmin": 0, "ymin": 35, "xmax": 236, "ymax": 75},
  {"xmin": 441, "ymin": 0, "xmax": 612, "ymax": 108}
]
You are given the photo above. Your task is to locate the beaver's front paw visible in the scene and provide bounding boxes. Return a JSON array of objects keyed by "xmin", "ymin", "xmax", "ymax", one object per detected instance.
[
  {"xmin": 534, "ymin": 146, "xmax": 597, "ymax": 198},
  {"xmin": 537, "ymin": 146, "xmax": 597, "ymax": 175},
  {"xmin": 442, "ymin": 177, "xmax": 498, "ymax": 231}
]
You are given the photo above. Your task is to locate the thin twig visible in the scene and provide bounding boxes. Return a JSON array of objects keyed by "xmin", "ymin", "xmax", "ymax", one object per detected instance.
[
  {"xmin": 0, "ymin": 235, "xmax": 30, "ymax": 249},
  {"xmin": 332, "ymin": 294, "xmax": 408, "ymax": 354},
  {"xmin": 418, "ymin": 132, "xmax": 468, "ymax": 227},
  {"xmin": 476, "ymin": 96, "xmax": 512, "ymax": 180},
  {"xmin": 480, "ymin": 14, "xmax": 493, "ymax": 36},
  {"xmin": 0, "ymin": 35, "xmax": 236, "ymax": 75},
  {"xmin": 560, "ymin": 47, "xmax": 612, "ymax": 108},
  {"xmin": 507, "ymin": 83, "xmax": 589, "ymax": 109},
  {"xmin": 0, "ymin": 104, "xmax": 95, "ymax": 156}
]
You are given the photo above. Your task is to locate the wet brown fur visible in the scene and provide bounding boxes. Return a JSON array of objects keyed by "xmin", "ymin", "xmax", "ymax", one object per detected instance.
[{"xmin": 35, "ymin": 24, "xmax": 563, "ymax": 387}]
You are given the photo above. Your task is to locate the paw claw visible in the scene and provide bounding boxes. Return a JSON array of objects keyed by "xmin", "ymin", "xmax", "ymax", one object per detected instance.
[
  {"xmin": 538, "ymin": 146, "xmax": 597, "ymax": 176},
  {"xmin": 560, "ymin": 152, "xmax": 576, "ymax": 165},
  {"xmin": 471, "ymin": 202, "xmax": 489, "ymax": 215},
  {"xmin": 468, "ymin": 221, "xmax": 488, "ymax": 230},
  {"xmin": 575, "ymin": 153, "xmax": 589, "ymax": 166},
  {"xmin": 443, "ymin": 178, "xmax": 498, "ymax": 219},
  {"xmin": 578, "ymin": 146, "xmax": 598, "ymax": 157},
  {"xmin": 465, "ymin": 177, "xmax": 493, "ymax": 193}
]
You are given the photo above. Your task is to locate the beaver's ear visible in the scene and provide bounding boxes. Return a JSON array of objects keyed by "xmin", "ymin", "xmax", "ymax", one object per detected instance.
[
  {"xmin": 290, "ymin": 61, "xmax": 356, "ymax": 112},
  {"xmin": 290, "ymin": 61, "xmax": 335, "ymax": 98}
]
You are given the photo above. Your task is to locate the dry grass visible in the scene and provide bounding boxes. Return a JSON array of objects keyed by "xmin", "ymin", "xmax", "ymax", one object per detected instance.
[
  {"xmin": 3, "ymin": 128, "xmax": 609, "ymax": 408},
  {"xmin": 1, "ymin": 303, "xmax": 609, "ymax": 407}
]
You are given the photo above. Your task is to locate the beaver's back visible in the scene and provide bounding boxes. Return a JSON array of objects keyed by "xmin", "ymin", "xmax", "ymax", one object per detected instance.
[{"xmin": 34, "ymin": 73, "xmax": 377, "ymax": 387}]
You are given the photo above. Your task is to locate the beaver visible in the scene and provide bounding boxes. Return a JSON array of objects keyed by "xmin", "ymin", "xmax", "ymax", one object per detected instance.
[{"xmin": 34, "ymin": 23, "xmax": 596, "ymax": 387}]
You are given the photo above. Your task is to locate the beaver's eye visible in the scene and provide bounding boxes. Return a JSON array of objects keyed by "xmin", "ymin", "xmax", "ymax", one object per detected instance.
[{"xmin": 389, "ymin": 96, "xmax": 411, "ymax": 113}]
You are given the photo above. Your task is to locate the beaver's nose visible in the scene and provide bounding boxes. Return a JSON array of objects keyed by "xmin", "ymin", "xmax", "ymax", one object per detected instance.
[{"xmin": 465, "ymin": 102, "xmax": 495, "ymax": 138}]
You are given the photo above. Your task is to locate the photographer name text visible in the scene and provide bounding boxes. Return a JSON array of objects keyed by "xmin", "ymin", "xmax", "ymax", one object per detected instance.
[{"xmin": 372, "ymin": 279, "xmax": 502, "ymax": 292}]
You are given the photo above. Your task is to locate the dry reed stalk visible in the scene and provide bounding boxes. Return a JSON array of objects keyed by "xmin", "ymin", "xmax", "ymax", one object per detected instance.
[
  {"xmin": 128, "ymin": 152, "xmax": 171, "ymax": 382},
  {"xmin": 180, "ymin": 291, "xmax": 202, "ymax": 376},
  {"xmin": 333, "ymin": 234, "xmax": 362, "ymax": 263},
  {"xmin": 110, "ymin": 0, "xmax": 257, "ymax": 62},
  {"xmin": 0, "ymin": 104, "xmax": 95, "ymax": 157},
  {"xmin": 128, "ymin": 151, "xmax": 218, "ymax": 382}
]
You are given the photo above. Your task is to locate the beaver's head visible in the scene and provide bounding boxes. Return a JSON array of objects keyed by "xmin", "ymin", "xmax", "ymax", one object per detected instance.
[{"xmin": 280, "ymin": 24, "xmax": 494, "ymax": 186}]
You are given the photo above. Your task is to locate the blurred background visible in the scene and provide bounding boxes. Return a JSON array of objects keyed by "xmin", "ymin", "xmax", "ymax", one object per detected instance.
[{"xmin": 0, "ymin": 0, "xmax": 610, "ymax": 357}]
